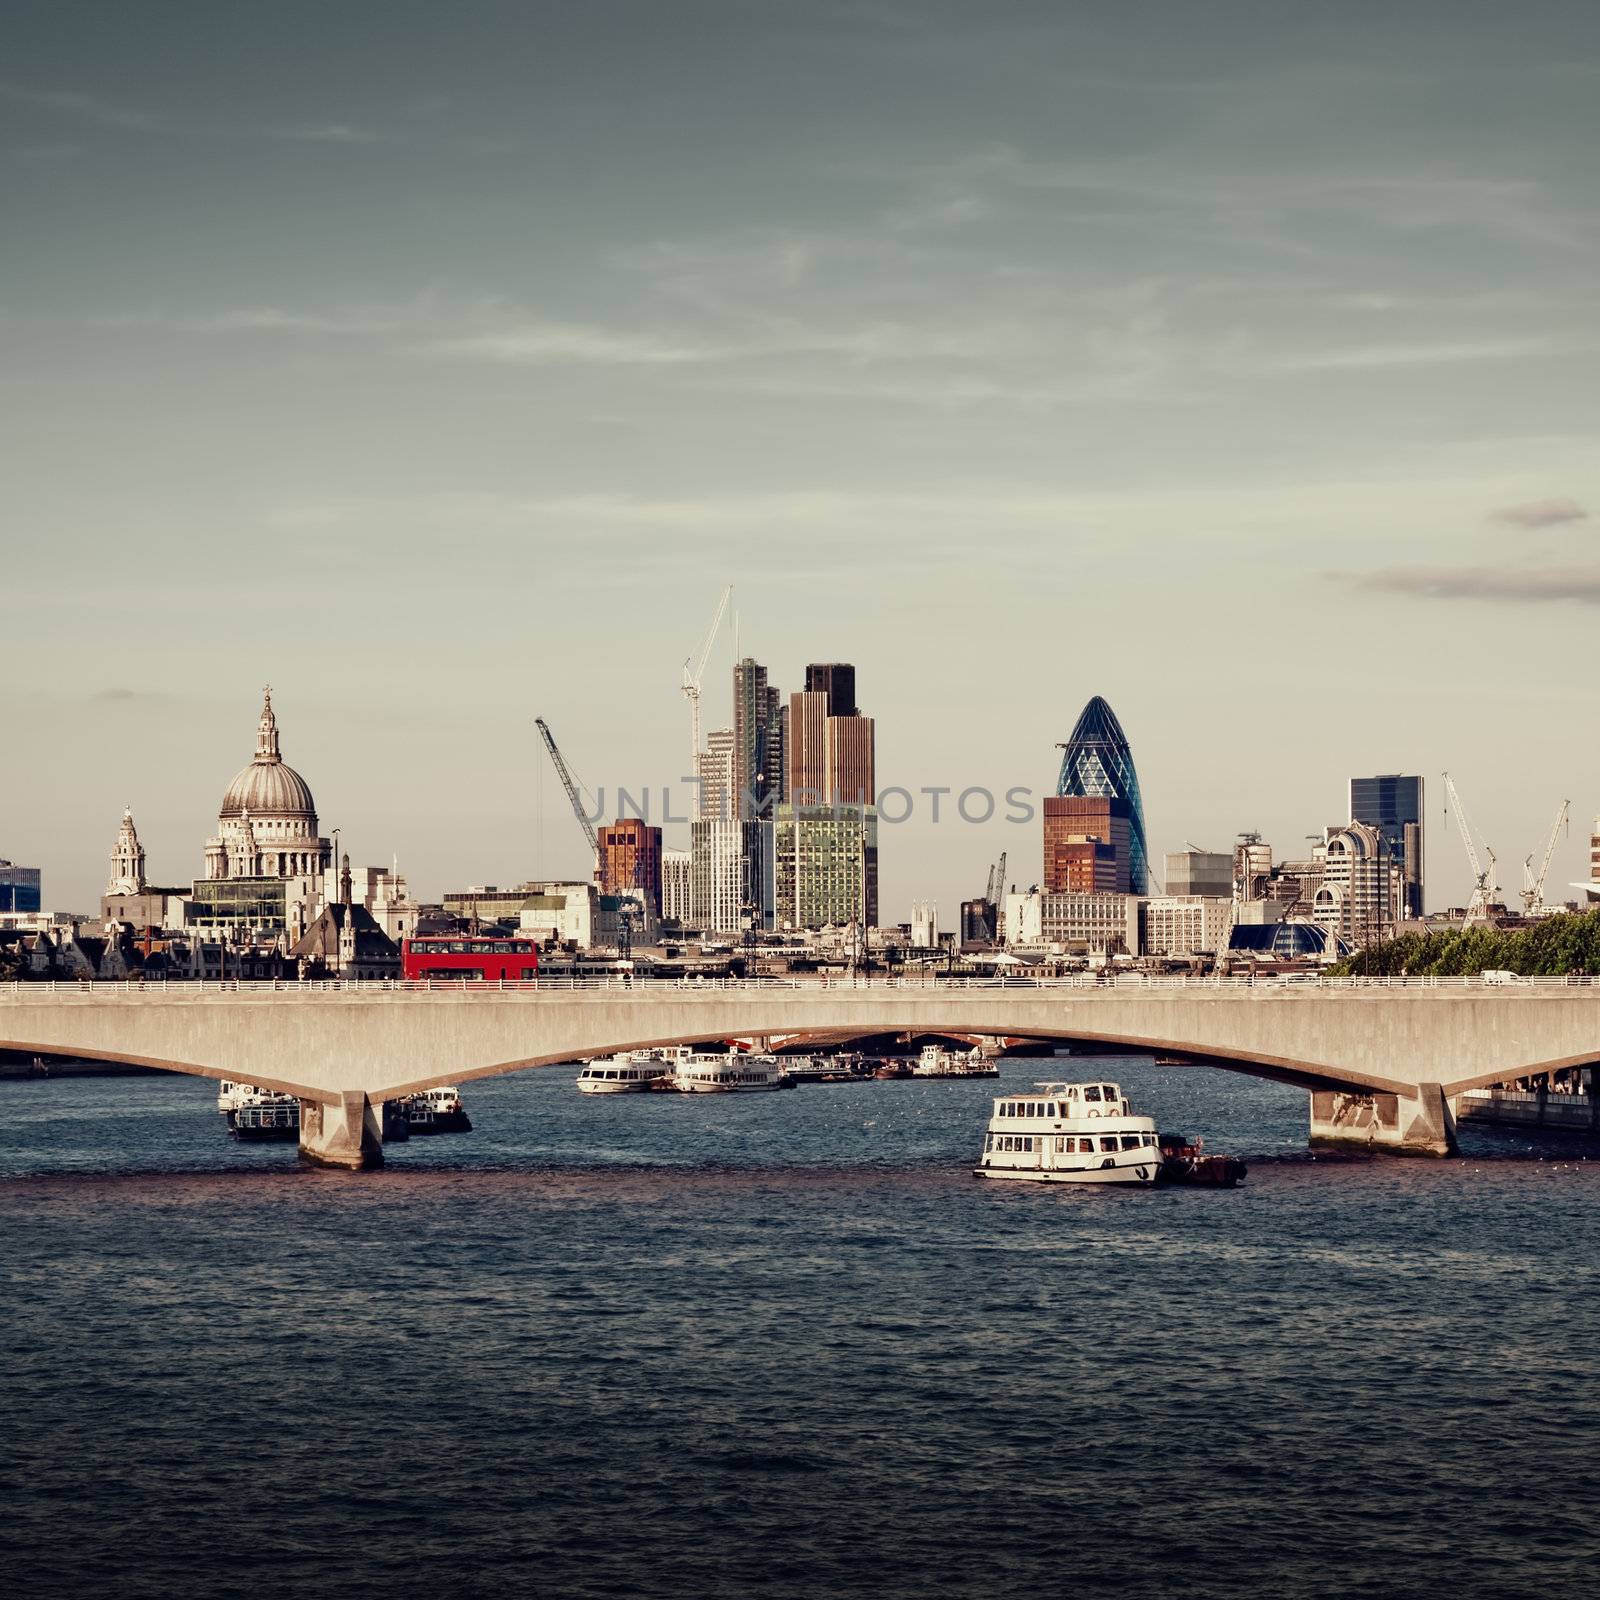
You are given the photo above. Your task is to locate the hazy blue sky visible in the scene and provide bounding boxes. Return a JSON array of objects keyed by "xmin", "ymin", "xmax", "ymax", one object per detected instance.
[{"xmin": 4, "ymin": 1, "xmax": 1598, "ymax": 918}]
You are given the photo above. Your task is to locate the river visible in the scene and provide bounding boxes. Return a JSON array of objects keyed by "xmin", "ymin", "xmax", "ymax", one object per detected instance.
[{"xmin": 3, "ymin": 1057, "xmax": 1597, "ymax": 1598}]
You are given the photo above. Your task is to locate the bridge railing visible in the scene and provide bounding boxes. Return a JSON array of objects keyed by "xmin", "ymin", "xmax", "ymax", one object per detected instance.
[{"xmin": 3, "ymin": 973, "xmax": 1597, "ymax": 997}]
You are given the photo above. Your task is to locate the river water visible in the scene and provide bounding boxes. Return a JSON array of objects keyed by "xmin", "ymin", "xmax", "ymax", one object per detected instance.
[{"xmin": 3, "ymin": 1057, "xmax": 1598, "ymax": 1599}]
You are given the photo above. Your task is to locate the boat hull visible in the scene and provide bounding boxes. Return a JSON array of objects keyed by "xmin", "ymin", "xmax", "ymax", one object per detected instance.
[{"xmin": 973, "ymin": 1157, "xmax": 1157, "ymax": 1186}]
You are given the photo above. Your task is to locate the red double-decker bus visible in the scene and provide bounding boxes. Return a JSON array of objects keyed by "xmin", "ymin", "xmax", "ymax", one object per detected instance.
[{"xmin": 402, "ymin": 935, "xmax": 540, "ymax": 982}]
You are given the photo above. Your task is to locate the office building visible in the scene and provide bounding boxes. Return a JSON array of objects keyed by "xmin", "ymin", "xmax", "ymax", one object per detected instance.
[
  {"xmin": 1349, "ymin": 774, "xmax": 1424, "ymax": 918},
  {"xmin": 789, "ymin": 667, "xmax": 876, "ymax": 808},
  {"xmin": 1165, "ymin": 849, "xmax": 1233, "ymax": 899},
  {"xmin": 661, "ymin": 848, "xmax": 692, "ymax": 924},
  {"xmin": 1313, "ymin": 822, "xmax": 1403, "ymax": 951},
  {"xmin": 1143, "ymin": 896, "xmax": 1234, "ymax": 958},
  {"xmin": 1055, "ymin": 695, "xmax": 1148, "ymax": 893},
  {"xmin": 698, "ymin": 728, "xmax": 735, "ymax": 821},
  {"xmin": 1004, "ymin": 890, "xmax": 1141, "ymax": 957},
  {"xmin": 773, "ymin": 803, "xmax": 878, "ymax": 930},
  {"xmin": 598, "ymin": 818, "xmax": 663, "ymax": 915},
  {"xmin": 805, "ymin": 662, "xmax": 857, "ymax": 718},
  {"xmin": 0, "ymin": 860, "xmax": 42, "ymax": 914},
  {"xmin": 1043, "ymin": 796, "xmax": 1130, "ymax": 893},
  {"xmin": 787, "ymin": 690, "xmax": 829, "ymax": 803},
  {"xmin": 691, "ymin": 817, "xmax": 755, "ymax": 935}
]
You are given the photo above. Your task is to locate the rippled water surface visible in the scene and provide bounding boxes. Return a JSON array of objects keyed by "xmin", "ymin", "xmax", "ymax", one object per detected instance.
[{"xmin": 4, "ymin": 1058, "xmax": 1599, "ymax": 1599}]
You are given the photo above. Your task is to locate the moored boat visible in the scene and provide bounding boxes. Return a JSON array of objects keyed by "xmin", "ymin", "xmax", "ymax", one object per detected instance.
[
  {"xmin": 230, "ymin": 1091, "xmax": 300, "ymax": 1140},
  {"xmin": 403, "ymin": 1086, "xmax": 472, "ymax": 1134},
  {"xmin": 672, "ymin": 1052, "xmax": 790, "ymax": 1093},
  {"xmin": 576, "ymin": 1049, "xmax": 684, "ymax": 1094},
  {"xmin": 974, "ymin": 1080, "xmax": 1161, "ymax": 1185},
  {"xmin": 1156, "ymin": 1133, "xmax": 1246, "ymax": 1188},
  {"xmin": 912, "ymin": 1044, "xmax": 998, "ymax": 1078}
]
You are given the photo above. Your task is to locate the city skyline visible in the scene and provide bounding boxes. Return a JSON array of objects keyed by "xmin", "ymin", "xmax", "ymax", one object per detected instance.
[{"xmin": 4, "ymin": 2, "xmax": 1598, "ymax": 914}]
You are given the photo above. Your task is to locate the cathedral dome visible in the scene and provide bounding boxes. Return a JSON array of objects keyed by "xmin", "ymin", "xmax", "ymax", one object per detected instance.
[
  {"xmin": 218, "ymin": 688, "xmax": 318, "ymax": 823},
  {"xmin": 221, "ymin": 759, "xmax": 316, "ymax": 820}
]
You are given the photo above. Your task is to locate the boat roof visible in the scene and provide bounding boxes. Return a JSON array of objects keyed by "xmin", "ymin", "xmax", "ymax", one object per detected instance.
[{"xmin": 1024, "ymin": 1081, "xmax": 1122, "ymax": 1094}]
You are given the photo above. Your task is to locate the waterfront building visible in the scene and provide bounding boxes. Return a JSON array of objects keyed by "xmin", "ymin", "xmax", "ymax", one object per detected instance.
[
  {"xmin": 0, "ymin": 859, "xmax": 42, "ymax": 914},
  {"xmin": 1313, "ymin": 822, "xmax": 1403, "ymax": 951},
  {"xmin": 772, "ymin": 803, "xmax": 878, "ymax": 930},
  {"xmin": 1004, "ymin": 889, "xmax": 1140, "ymax": 957},
  {"xmin": 911, "ymin": 901, "xmax": 939, "ymax": 948},
  {"xmin": 101, "ymin": 810, "xmax": 189, "ymax": 931},
  {"xmin": 598, "ymin": 817, "xmax": 663, "ymax": 914},
  {"xmin": 1143, "ymin": 895, "xmax": 1234, "ymax": 958},
  {"xmin": 1164, "ymin": 849, "xmax": 1232, "ymax": 899},
  {"xmin": 1043, "ymin": 797, "xmax": 1128, "ymax": 893},
  {"xmin": 1055, "ymin": 696, "xmax": 1148, "ymax": 894},
  {"xmin": 289, "ymin": 861, "xmax": 401, "ymax": 979},
  {"xmin": 1349, "ymin": 774, "xmax": 1425, "ymax": 917},
  {"xmin": 516, "ymin": 881, "xmax": 599, "ymax": 947},
  {"xmin": 661, "ymin": 848, "xmax": 692, "ymax": 924}
]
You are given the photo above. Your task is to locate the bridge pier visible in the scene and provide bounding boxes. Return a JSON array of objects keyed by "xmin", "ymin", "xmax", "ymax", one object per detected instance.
[
  {"xmin": 299, "ymin": 1091, "xmax": 384, "ymax": 1170},
  {"xmin": 1309, "ymin": 1083, "xmax": 1456, "ymax": 1157}
]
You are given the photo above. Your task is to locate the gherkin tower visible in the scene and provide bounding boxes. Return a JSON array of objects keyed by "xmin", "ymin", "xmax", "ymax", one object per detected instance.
[{"xmin": 1054, "ymin": 696, "xmax": 1148, "ymax": 894}]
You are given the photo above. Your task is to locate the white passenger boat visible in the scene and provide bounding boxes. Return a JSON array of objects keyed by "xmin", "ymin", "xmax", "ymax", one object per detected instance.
[
  {"xmin": 974, "ymin": 1080, "xmax": 1161, "ymax": 1185},
  {"xmin": 672, "ymin": 1052, "xmax": 790, "ymax": 1093},
  {"xmin": 912, "ymin": 1044, "xmax": 998, "ymax": 1078},
  {"xmin": 576, "ymin": 1048, "xmax": 687, "ymax": 1094}
]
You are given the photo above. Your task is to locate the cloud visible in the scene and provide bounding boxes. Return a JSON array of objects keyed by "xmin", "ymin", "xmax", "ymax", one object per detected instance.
[
  {"xmin": 266, "ymin": 122, "xmax": 386, "ymax": 145},
  {"xmin": 423, "ymin": 322, "xmax": 725, "ymax": 367},
  {"xmin": 1275, "ymin": 337, "xmax": 1554, "ymax": 372},
  {"xmin": 1345, "ymin": 563, "xmax": 1600, "ymax": 605},
  {"xmin": 0, "ymin": 83, "xmax": 155, "ymax": 129},
  {"xmin": 1489, "ymin": 497, "xmax": 1588, "ymax": 530}
]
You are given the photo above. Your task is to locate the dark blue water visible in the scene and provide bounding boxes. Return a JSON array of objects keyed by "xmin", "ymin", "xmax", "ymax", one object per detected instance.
[{"xmin": 4, "ymin": 1058, "xmax": 1599, "ymax": 1599}]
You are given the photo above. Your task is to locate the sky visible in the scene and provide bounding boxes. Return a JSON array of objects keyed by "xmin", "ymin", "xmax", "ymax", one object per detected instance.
[{"xmin": 3, "ymin": 0, "xmax": 1598, "ymax": 920}]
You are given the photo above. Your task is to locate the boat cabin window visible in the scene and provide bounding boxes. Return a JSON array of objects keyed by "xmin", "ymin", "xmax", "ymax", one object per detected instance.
[
  {"xmin": 1120, "ymin": 1135, "xmax": 1143, "ymax": 1150},
  {"xmin": 1084, "ymin": 1085, "xmax": 1103, "ymax": 1101},
  {"xmin": 1099, "ymin": 1136, "xmax": 1118, "ymax": 1152}
]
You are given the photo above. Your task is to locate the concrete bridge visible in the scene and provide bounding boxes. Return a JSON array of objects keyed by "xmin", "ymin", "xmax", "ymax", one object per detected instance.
[{"xmin": 4, "ymin": 975, "xmax": 1599, "ymax": 1167}]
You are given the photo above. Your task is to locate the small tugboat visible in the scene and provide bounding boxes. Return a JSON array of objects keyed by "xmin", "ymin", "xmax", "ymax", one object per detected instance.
[
  {"xmin": 974, "ymin": 1080, "xmax": 1161, "ymax": 1185},
  {"xmin": 873, "ymin": 1058, "xmax": 915, "ymax": 1079},
  {"xmin": 1157, "ymin": 1132, "xmax": 1247, "ymax": 1188},
  {"xmin": 912, "ymin": 1044, "xmax": 998, "ymax": 1078},
  {"xmin": 672, "ymin": 1052, "xmax": 791, "ymax": 1092},
  {"xmin": 230, "ymin": 1089, "xmax": 300, "ymax": 1140},
  {"xmin": 403, "ymin": 1086, "xmax": 473, "ymax": 1134}
]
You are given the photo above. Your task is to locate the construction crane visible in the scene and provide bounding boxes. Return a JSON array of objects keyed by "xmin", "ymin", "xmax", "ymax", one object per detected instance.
[
  {"xmin": 993, "ymin": 850, "xmax": 1006, "ymax": 907},
  {"xmin": 1442, "ymin": 771, "xmax": 1498, "ymax": 921},
  {"xmin": 1521, "ymin": 799, "xmax": 1570, "ymax": 916},
  {"xmin": 535, "ymin": 717, "xmax": 600, "ymax": 876},
  {"xmin": 681, "ymin": 585, "xmax": 732, "ymax": 771}
]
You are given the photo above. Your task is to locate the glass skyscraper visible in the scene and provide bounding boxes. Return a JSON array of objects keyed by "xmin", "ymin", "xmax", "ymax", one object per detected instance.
[
  {"xmin": 1349, "ymin": 774, "xmax": 1425, "ymax": 918},
  {"xmin": 1054, "ymin": 696, "xmax": 1148, "ymax": 894}
]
